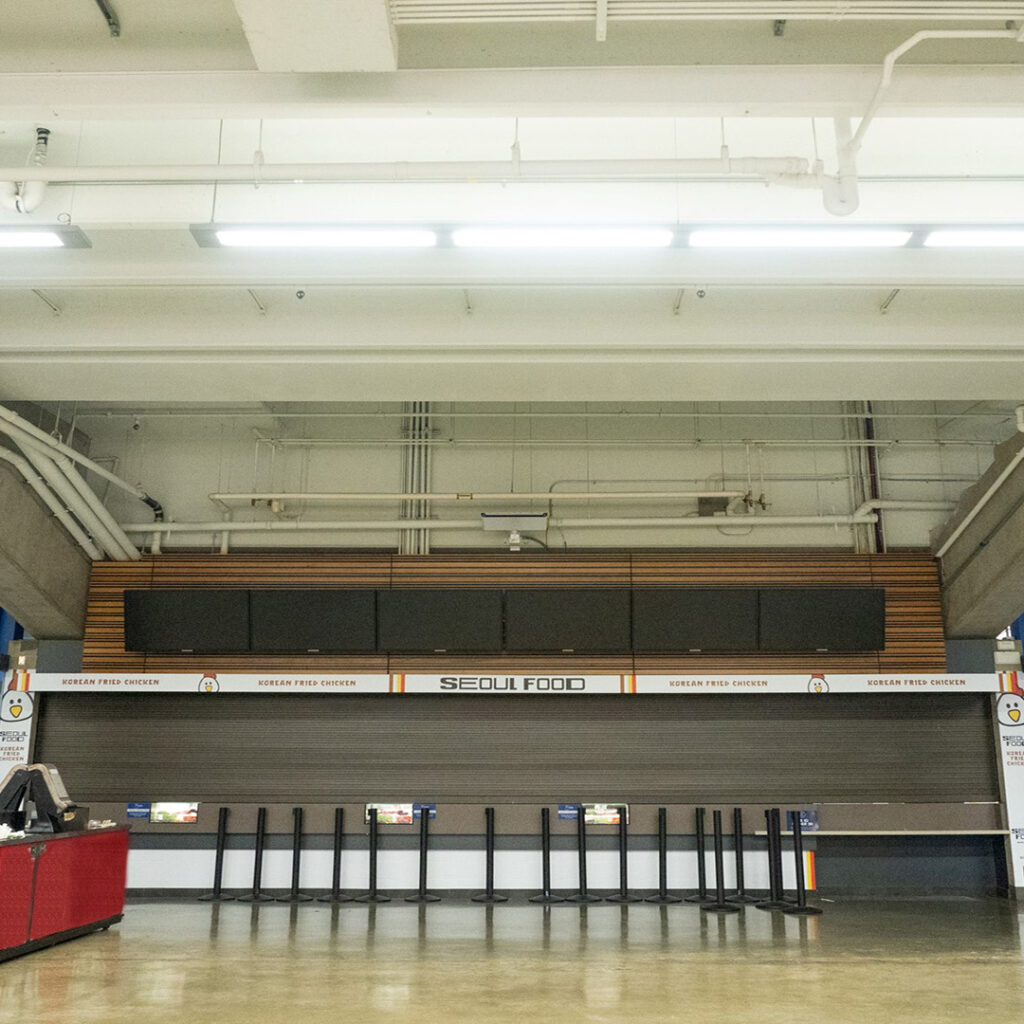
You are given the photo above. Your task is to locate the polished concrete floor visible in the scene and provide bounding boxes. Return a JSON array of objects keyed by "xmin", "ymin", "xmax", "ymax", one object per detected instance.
[{"xmin": 2, "ymin": 898, "xmax": 1024, "ymax": 1024}]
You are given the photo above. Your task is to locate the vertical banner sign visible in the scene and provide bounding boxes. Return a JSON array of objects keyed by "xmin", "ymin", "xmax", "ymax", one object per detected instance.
[
  {"xmin": 997, "ymin": 673, "xmax": 1024, "ymax": 887},
  {"xmin": 0, "ymin": 669, "xmax": 34, "ymax": 781}
]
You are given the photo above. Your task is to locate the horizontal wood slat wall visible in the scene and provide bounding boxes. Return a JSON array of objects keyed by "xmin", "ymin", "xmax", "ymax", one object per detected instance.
[{"xmin": 81, "ymin": 551, "xmax": 945, "ymax": 673}]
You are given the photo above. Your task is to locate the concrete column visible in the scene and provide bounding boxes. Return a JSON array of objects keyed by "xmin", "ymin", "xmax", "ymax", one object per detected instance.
[
  {"xmin": 0, "ymin": 460, "xmax": 90, "ymax": 639},
  {"xmin": 936, "ymin": 431, "xmax": 1024, "ymax": 638}
]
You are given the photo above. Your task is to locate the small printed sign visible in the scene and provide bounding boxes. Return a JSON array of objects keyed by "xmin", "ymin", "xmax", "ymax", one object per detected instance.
[
  {"xmin": 412, "ymin": 803, "xmax": 436, "ymax": 820},
  {"xmin": 585, "ymin": 804, "xmax": 629, "ymax": 826},
  {"xmin": 126, "ymin": 802, "xmax": 152, "ymax": 819},
  {"xmin": 787, "ymin": 809, "xmax": 819, "ymax": 832},
  {"xmin": 150, "ymin": 802, "xmax": 199, "ymax": 823},
  {"xmin": 556, "ymin": 803, "xmax": 629, "ymax": 824},
  {"xmin": 365, "ymin": 803, "xmax": 414, "ymax": 824}
]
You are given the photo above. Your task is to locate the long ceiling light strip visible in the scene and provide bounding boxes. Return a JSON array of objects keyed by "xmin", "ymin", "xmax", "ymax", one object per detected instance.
[
  {"xmin": 922, "ymin": 229, "xmax": 1024, "ymax": 247},
  {"xmin": 0, "ymin": 226, "xmax": 92, "ymax": 249}
]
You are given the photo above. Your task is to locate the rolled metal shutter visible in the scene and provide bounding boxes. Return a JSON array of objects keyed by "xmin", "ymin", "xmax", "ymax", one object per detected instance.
[{"xmin": 34, "ymin": 692, "xmax": 998, "ymax": 805}]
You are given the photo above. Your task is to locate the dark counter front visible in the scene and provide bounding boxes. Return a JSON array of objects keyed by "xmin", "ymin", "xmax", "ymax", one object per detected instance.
[{"xmin": 0, "ymin": 826, "xmax": 130, "ymax": 962}]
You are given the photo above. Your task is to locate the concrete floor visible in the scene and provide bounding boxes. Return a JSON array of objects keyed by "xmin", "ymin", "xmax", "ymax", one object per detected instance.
[{"xmin": 2, "ymin": 899, "xmax": 1023, "ymax": 1024}]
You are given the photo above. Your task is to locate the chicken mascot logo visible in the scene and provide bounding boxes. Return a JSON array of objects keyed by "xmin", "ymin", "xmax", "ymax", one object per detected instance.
[
  {"xmin": 997, "ymin": 673, "xmax": 1024, "ymax": 727},
  {"xmin": 0, "ymin": 671, "xmax": 34, "ymax": 723}
]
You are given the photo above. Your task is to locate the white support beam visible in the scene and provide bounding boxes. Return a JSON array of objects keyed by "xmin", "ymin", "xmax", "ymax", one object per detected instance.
[
  {"xmin": 2, "ymin": 66, "xmax": 1024, "ymax": 119},
  {"xmin": 233, "ymin": 0, "xmax": 398, "ymax": 72}
]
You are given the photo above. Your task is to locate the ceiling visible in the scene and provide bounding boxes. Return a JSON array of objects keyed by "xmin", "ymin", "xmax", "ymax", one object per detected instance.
[{"xmin": 1, "ymin": 1, "xmax": 1023, "ymax": 403}]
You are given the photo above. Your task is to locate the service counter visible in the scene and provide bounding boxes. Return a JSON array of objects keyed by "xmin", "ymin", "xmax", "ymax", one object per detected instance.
[{"xmin": 0, "ymin": 826, "xmax": 130, "ymax": 962}]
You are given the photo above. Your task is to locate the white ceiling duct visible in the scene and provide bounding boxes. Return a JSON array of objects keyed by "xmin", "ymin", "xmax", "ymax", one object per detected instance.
[{"xmin": 389, "ymin": 0, "xmax": 1024, "ymax": 22}]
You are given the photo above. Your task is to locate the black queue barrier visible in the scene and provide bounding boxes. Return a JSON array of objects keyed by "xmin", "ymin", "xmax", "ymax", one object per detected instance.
[
  {"xmin": 406, "ymin": 806, "xmax": 442, "ymax": 903},
  {"xmin": 198, "ymin": 806, "xmax": 234, "ymax": 902},
  {"xmin": 781, "ymin": 812, "xmax": 823, "ymax": 916},
  {"xmin": 645, "ymin": 807, "xmax": 682, "ymax": 904},
  {"xmin": 727, "ymin": 807, "xmax": 759, "ymax": 904},
  {"xmin": 529, "ymin": 807, "xmax": 565, "ymax": 904},
  {"xmin": 318, "ymin": 807, "xmax": 352, "ymax": 903},
  {"xmin": 566, "ymin": 805, "xmax": 602, "ymax": 903},
  {"xmin": 471, "ymin": 807, "xmax": 509, "ymax": 903},
  {"xmin": 756, "ymin": 808, "xmax": 791, "ymax": 911},
  {"xmin": 277, "ymin": 806, "xmax": 314, "ymax": 902},
  {"xmin": 354, "ymin": 808, "xmax": 391, "ymax": 903},
  {"xmin": 701, "ymin": 810, "xmax": 741, "ymax": 914},
  {"xmin": 606, "ymin": 806, "xmax": 641, "ymax": 904},
  {"xmin": 684, "ymin": 807, "xmax": 714, "ymax": 903},
  {"xmin": 237, "ymin": 806, "xmax": 275, "ymax": 903}
]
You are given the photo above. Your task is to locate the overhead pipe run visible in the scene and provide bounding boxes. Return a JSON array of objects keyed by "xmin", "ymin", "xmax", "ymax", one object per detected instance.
[
  {"xmin": 207, "ymin": 489, "xmax": 747, "ymax": 512},
  {"xmin": 0, "ymin": 448, "xmax": 105, "ymax": 560},
  {"xmin": 0, "ymin": 404, "xmax": 163, "ymax": 521},
  {"xmin": 934, "ymin": 403, "xmax": 1024, "ymax": 560}
]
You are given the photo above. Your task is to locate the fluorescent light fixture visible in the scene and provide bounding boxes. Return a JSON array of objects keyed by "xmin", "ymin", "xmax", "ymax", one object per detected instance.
[
  {"xmin": 213, "ymin": 228, "xmax": 437, "ymax": 248},
  {"xmin": 0, "ymin": 230, "xmax": 63, "ymax": 248},
  {"xmin": 452, "ymin": 227, "xmax": 674, "ymax": 248},
  {"xmin": 923, "ymin": 229, "xmax": 1024, "ymax": 248},
  {"xmin": 689, "ymin": 228, "xmax": 912, "ymax": 248},
  {"xmin": 0, "ymin": 225, "xmax": 91, "ymax": 249}
]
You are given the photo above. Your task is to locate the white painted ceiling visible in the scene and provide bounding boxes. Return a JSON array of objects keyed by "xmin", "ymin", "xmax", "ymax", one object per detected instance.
[{"xmin": 1, "ymin": 1, "xmax": 1023, "ymax": 402}]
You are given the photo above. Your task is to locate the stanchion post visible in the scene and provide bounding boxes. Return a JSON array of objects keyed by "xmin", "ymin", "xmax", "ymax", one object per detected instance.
[
  {"xmin": 701, "ymin": 809, "xmax": 741, "ymax": 913},
  {"xmin": 756, "ymin": 807, "xmax": 791, "ymax": 911},
  {"xmin": 355, "ymin": 808, "xmax": 391, "ymax": 903},
  {"xmin": 529, "ymin": 807, "xmax": 566, "ymax": 904},
  {"xmin": 199, "ymin": 806, "xmax": 235, "ymax": 902},
  {"xmin": 606, "ymin": 806, "xmax": 641, "ymax": 903},
  {"xmin": 406, "ymin": 805, "xmax": 442, "ymax": 903},
  {"xmin": 566, "ymin": 804, "xmax": 602, "ymax": 903},
  {"xmin": 472, "ymin": 806, "xmax": 509, "ymax": 903},
  {"xmin": 276, "ymin": 806, "xmax": 314, "ymax": 902},
  {"xmin": 237, "ymin": 806, "xmax": 275, "ymax": 902},
  {"xmin": 727, "ymin": 807, "xmax": 759, "ymax": 904},
  {"xmin": 645, "ymin": 806, "xmax": 681, "ymax": 904},
  {"xmin": 781, "ymin": 811, "xmax": 823, "ymax": 916},
  {"xmin": 318, "ymin": 807, "xmax": 352, "ymax": 903},
  {"xmin": 685, "ymin": 807, "xmax": 714, "ymax": 903}
]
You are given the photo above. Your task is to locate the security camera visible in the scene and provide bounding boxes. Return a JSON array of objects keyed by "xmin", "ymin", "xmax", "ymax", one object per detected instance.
[
  {"xmin": 132, "ymin": 418, "xmax": 141, "ymax": 431},
  {"xmin": 296, "ymin": 289, "xmax": 306, "ymax": 299}
]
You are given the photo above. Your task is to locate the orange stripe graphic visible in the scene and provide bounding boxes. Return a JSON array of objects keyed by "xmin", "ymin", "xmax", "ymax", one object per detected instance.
[{"xmin": 805, "ymin": 851, "xmax": 816, "ymax": 890}]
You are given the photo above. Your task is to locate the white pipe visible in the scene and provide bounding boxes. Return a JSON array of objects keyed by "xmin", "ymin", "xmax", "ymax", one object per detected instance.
[
  {"xmin": 209, "ymin": 489, "xmax": 746, "ymax": 507},
  {"xmin": 934, "ymin": 404, "xmax": 1024, "ymax": 559},
  {"xmin": 822, "ymin": 117, "xmax": 860, "ymax": 217},
  {"xmin": 17, "ymin": 445, "xmax": 126, "ymax": 560},
  {"xmin": 0, "ymin": 448, "xmax": 105, "ymax": 560},
  {"xmin": 851, "ymin": 29, "xmax": 1022, "ymax": 153},
  {"xmin": 120, "ymin": 514, "xmax": 877, "ymax": 535},
  {"xmin": 1, "ymin": 427, "xmax": 140, "ymax": 559},
  {"xmin": 0, "ymin": 404, "xmax": 164, "ymax": 520},
  {"xmin": 853, "ymin": 499, "xmax": 957, "ymax": 517},
  {"xmin": 0, "ymin": 156, "xmax": 810, "ymax": 185}
]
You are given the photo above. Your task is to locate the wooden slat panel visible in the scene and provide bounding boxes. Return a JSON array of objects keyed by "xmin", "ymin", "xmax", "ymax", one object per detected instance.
[{"xmin": 81, "ymin": 550, "xmax": 945, "ymax": 673}]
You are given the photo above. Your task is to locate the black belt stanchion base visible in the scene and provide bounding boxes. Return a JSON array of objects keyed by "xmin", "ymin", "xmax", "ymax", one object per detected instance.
[
  {"xmin": 726, "ymin": 807, "xmax": 759, "ymax": 904},
  {"xmin": 471, "ymin": 807, "xmax": 509, "ymax": 903},
  {"xmin": 199, "ymin": 806, "xmax": 235, "ymax": 902},
  {"xmin": 645, "ymin": 807, "xmax": 682, "ymax": 904},
  {"xmin": 405, "ymin": 806, "xmax": 442, "ymax": 903},
  {"xmin": 605, "ymin": 806, "xmax": 641, "ymax": 904},
  {"xmin": 700, "ymin": 810, "xmax": 741, "ymax": 914},
  {"xmin": 237, "ymin": 807, "xmax": 275, "ymax": 903},
  {"xmin": 755, "ymin": 808, "xmax": 791, "ymax": 911},
  {"xmin": 277, "ymin": 806, "xmax": 314, "ymax": 902},
  {"xmin": 529, "ymin": 807, "xmax": 566, "ymax": 904},
  {"xmin": 684, "ymin": 807, "xmax": 715, "ymax": 904},
  {"xmin": 355, "ymin": 808, "xmax": 392, "ymax": 903},
  {"xmin": 318, "ymin": 807, "xmax": 353, "ymax": 903},
  {"xmin": 781, "ymin": 811, "xmax": 823, "ymax": 916},
  {"xmin": 565, "ymin": 805, "xmax": 602, "ymax": 903}
]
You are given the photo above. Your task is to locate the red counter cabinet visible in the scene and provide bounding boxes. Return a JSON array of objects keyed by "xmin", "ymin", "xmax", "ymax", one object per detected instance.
[{"xmin": 0, "ymin": 826, "xmax": 130, "ymax": 961}]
